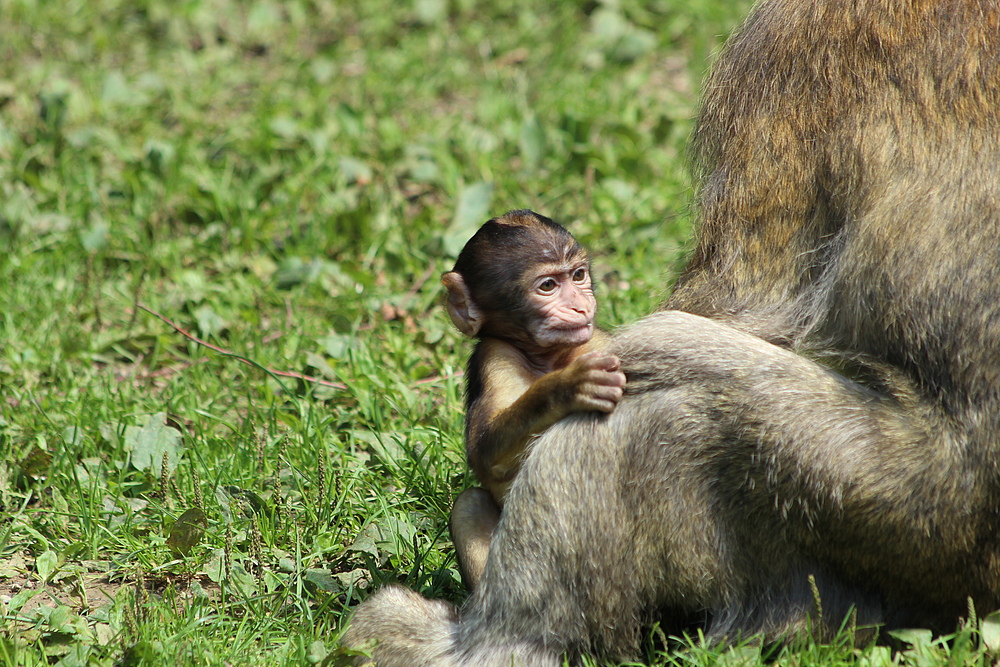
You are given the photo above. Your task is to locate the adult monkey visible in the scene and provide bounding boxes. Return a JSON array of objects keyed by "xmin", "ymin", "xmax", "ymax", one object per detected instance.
[{"xmin": 343, "ymin": 0, "xmax": 1000, "ymax": 665}]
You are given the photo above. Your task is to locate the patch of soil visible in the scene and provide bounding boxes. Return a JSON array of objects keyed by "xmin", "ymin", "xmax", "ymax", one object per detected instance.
[{"xmin": 1, "ymin": 553, "xmax": 123, "ymax": 617}]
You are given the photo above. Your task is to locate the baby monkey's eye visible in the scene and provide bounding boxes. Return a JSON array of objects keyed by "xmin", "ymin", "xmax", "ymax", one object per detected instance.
[
  {"xmin": 572, "ymin": 267, "xmax": 588, "ymax": 282},
  {"xmin": 538, "ymin": 278, "xmax": 558, "ymax": 293}
]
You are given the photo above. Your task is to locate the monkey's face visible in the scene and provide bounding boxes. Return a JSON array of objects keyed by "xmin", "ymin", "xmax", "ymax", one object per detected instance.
[{"xmin": 522, "ymin": 259, "xmax": 596, "ymax": 349}]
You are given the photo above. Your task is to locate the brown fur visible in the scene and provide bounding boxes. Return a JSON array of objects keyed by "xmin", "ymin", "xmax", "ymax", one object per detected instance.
[{"xmin": 342, "ymin": 1, "xmax": 1000, "ymax": 664}]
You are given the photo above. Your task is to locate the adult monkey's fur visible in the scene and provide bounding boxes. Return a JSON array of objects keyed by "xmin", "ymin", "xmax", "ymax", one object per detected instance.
[{"xmin": 342, "ymin": 0, "xmax": 1000, "ymax": 664}]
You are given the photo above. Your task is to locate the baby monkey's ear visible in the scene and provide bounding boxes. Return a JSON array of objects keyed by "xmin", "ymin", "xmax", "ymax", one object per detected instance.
[{"xmin": 442, "ymin": 271, "xmax": 483, "ymax": 337}]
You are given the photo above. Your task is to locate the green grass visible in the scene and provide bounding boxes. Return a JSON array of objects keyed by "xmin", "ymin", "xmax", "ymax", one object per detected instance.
[{"xmin": 0, "ymin": 0, "xmax": 993, "ymax": 665}]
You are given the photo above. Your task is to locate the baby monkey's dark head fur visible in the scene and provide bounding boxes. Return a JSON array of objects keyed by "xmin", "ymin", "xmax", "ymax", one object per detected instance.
[
  {"xmin": 442, "ymin": 210, "xmax": 595, "ymax": 348},
  {"xmin": 453, "ymin": 210, "xmax": 586, "ymax": 315}
]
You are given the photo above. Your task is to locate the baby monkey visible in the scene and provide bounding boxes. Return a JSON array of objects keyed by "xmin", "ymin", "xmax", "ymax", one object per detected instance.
[{"xmin": 442, "ymin": 209, "xmax": 626, "ymax": 589}]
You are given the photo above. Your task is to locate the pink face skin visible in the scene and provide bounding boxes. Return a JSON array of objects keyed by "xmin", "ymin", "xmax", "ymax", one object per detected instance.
[{"xmin": 525, "ymin": 260, "xmax": 596, "ymax": 350}]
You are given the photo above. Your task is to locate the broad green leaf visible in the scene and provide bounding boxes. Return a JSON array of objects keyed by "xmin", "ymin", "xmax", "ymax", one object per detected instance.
[
  {"xmin": 601, "ymin": 178, "xmax": 637, "ymax": 203},
  {"xmin": 444, "ymin": 181, "xmax": 494, "ymax": 257},
  {"xmin": 335, "ymin": 569, "xmax": 368, "ymax": 589},
  {"xmin": 60, "ymin": 644, "xmax": 94, "ymax": 666},
  {"xmin": 351, "ymin": 517, "xmax": 417, "ymax": 559},
  {"xmin": 79, "ymin": 218, "xmax": 108, "ymax": 253},
  {"xmin": 120, "ymin": 641, "xmax": 164, "ymax": 667},
  {"xmin": 204, "ymin": 549, "xmax": 226, "ymax": 583},
  {"xmin": 0, "ymin": 553, "xmax": 25, "ymax": 578},
  {"xmin": 61, "ymin": 426, "xmax": 84, "ymax": 448},
  {"xmin": 6, "ymin": 587, "xmax": 40, "ymax": 613},
  {"xmin": 227, "ymin": 562, "xmax": 259, "ymax": 597},
  {"xmin": 348, "ymin": 533, "xmax": 378, "ymax": 558},
  {"xmin": 193, "ymin": 304, "xmax": 226, "ymax": 338},
  {"xmin": 588, "ymin": 7, "xmax": 656, "ymax": 63},
  {"xmin": 274, "ymin": 257, "xmax": 336, "ymax": 290},
  {"xmin": 269, "ymin": 116, "xmax": 299, "ymax": 139},
  {"xmin": 403, "ymin": 144, "xmax": 439, "ymax": 183},
  {"xmin": 306, "ymin": 639, "xmax": 328, "ymax": 664},
  {"xmin": 982, "ymin": 609, "xmax": 1000, "ymax": 651},
  {"xmin": 44, "ymin": 605, "xmax": 75, "ymax": 634},
  {"xmin": 94, "ymin": 623, "xmax": 115, "ymax": 646},
  {"xmin": 888, "ymin": 627, "xmax": 933, "ymax": 648},
  {"xmin": 19, "ymin": 447, "xmax": 52, "ymax": 479},
  {"xmin": 319, "ymin": 332, "xmax": 356, "ymax": 359},
  {"xmin": 220, "ymin": 485, "xmax": 270, "ymax": 519},
  {"xmin": 612, "ymin": 29, "xmax": 656, "ymax": 62},
  {"xmin": 98, "ymin": 422, "xmax": 122, "ymax": 448},
  {"xmin": 856, "ymin": 645, "xmax": 893, "ymax": 667},
  {"xmin": 247, "ymin": 1, "xmax": 281, "ymax": 38},
  {"xmin": 414, "ymin": 0, "xmax": 446, "ymax": 25},
  {"xmin": 715, "ymin": 646, "xmax": 760, "ymax": 667},
  {"xmin": 304, "ymin": 568, "xmax": 339, "ymax": 592},
  {"xmin": 100, "ymin": 71, "xmax": 131, "ymax": 107},
  {"xmin": 166, "ymin": 507, "xmax": 207, "ymax": 557},
  {"xmin": 338, "ymin": 156, "xmax": 372, "ymax": 184},
  {"xmin": 35, "ymin": 550, "xmax": 59, "ymax": 582},
  {"xmin": 125, "ymin": 413, "xmax": 182, "ymax": 476}
]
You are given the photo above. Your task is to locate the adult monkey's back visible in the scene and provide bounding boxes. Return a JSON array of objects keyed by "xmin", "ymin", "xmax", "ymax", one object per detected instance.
[{"xmin": 342, "ymin": 1, "xmax": 1000, "ymax": 665}]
